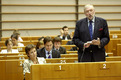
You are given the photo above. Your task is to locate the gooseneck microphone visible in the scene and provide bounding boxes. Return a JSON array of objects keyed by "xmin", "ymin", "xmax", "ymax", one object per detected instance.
[{"xmin": 80, "ymin": 47, "xmax": 85, "ymax": 62}]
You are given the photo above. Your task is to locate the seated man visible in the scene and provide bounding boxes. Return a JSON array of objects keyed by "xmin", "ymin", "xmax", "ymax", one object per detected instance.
[
  {"xmin": 58, "ymin": 26, "xmax": 71, "ymax": 40},
  {"xmin": 37, "ymin": 36, "xmax": 60, "ymax": 58},
  {"xmin": 53, "ymin": 37, "xmax": 66, "ymax": 54}
]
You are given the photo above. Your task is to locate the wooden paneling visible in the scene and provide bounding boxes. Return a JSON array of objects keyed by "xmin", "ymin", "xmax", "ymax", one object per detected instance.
[
  {"xmin": 0, "ymin": 60, "xmax": 24, "ymax": 80},
  {"xmin": 25, "ymin": 61, "xmax": 121, "ymax": 80}
]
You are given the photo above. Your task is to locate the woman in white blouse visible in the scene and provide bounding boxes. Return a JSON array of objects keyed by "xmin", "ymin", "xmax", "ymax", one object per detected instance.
[
  {"xmin": 23, "ymin": 44, "xmax": 46, "ymax": 75},
  {"xmin": 11, "ymin": 34, "xmax": 24, "ymax": 47},
  {"xmin": 1, "ymin": 39, "xmax": 19, "ymax": 53}
]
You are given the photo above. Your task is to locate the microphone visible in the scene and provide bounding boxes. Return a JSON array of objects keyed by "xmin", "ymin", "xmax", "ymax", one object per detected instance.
[
  {"xmin": 80, "ymin": 41, "xmax": 92, "ymax": 62},
  {"xmin": 80, "ymin": 47, "xmax": 85, "ymax": 62}
]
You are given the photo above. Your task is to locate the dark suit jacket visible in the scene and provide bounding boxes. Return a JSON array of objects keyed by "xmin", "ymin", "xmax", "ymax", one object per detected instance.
[
  {"xmin": 73, "ymin": 17, "xmax": 110, "ymax": 62},
  {"xmin": 53, "ymin": 46, "xmax": 66, "ymax": 54},
  {"xmin": 37, "ymin": 47, "xmax": 60, "ymax": 58},
  {"xmin": 58, "ymin": 34, "xmax": 71, "ymax": 40}
]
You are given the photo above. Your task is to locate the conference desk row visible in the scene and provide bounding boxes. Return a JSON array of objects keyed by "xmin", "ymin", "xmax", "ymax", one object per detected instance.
[
  {"xmin": 26, "ymin": 61, "xmax": 121, "ymax": 80},
  {"xmin": 1, "ymin": 60, "xmax": 121, "ymax": 80},
  {"xmin": 0, "ymin": 55, "xmax": 121, "ymax": 62},
  {"xmin": 0, "ymin": 45, "xmax": 76, "ymax": 52},
  {"xmin": 0, "ymin": 40, "xmax": 71, "ymax": 46}
]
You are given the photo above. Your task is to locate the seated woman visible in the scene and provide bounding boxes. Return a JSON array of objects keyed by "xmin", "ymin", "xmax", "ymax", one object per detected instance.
[
  {"xmin": 13, "ymin": 29, "xmax": 23, "ymax": 42},
  {"xmin": 23, "ymin": 44, "xmax": 46, "ymax": 75},
  {"xmin": 11, "ymin": 34, "xmax": 24, "ymax": 47},
  {"xmin": 36, "ymin": 41, "xmax": 44, "ymax": 50},
  {"xmin": 1, "ymin": 39, "xmax": 19, "ymax": 53}
]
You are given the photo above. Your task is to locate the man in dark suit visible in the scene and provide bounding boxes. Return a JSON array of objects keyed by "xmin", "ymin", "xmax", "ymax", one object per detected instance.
[
  {"xmin": 73, "ymin": 4, "xmax": 110, "ymax": 62},
  {"xmin": 53, "ymin": 37, "xmax": 66, "ymax": 54},
  {"xmin": 58, "ymin": 26, "xmax": 71, "ymax": 40},
  {"xmin": 37, "ymin": 37, "xmax": 60, "ymax": 58}
]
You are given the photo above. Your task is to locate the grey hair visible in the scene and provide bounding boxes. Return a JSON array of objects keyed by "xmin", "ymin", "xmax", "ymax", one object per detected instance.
[{"xmin": 84, "ymin": 4, "xmax": 94, "ymax": 11}]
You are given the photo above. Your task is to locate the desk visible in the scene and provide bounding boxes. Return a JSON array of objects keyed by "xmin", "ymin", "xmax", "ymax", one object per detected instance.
[
  {"xmin": 25, "ymin": 61, "xmax": 121, "ymax": 80},
  {"xmin": 0, "ymin": 60, "xmax": 24, "ymax": 80}
]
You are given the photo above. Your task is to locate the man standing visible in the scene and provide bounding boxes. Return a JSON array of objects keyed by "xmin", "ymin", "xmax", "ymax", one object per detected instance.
[{"xmin": 73, "ymin": 4, "xmax": 110, "ymax": 62}]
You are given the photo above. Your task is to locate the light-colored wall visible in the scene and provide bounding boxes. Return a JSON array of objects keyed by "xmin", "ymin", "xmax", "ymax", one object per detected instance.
[{"xmin": 1, "ymin": 0, "xmax": 121, "ymax": 37}]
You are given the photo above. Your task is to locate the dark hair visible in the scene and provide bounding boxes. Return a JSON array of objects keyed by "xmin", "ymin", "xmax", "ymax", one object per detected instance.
[
  {"xmin": 38, "ymin": 36, "xmax": 44, "ymax": 41},
  {"xmin": 53, "ymin": 37, "xmax": 62, "ymax": 43},
  {"xmin": 5, "ymin": 39, "xmax": 12, "ymax": 46},
  {"xmin": 43, "ymin": 36, "xmax": 53, "ymax": 44},
  {"xmin": 25, "ymin": 44, "xmax": 36, "ymax": 56},
  {"xmin": 36, "ymin": 41, "xmax": 44, "ymax": 50},
  {"xmin": 11, "ymin": 34, "xmax": 18, "ymax": 40},
  {"xmin": 62, "ymin": 26, "xmax": 68, "ymax": 30}
]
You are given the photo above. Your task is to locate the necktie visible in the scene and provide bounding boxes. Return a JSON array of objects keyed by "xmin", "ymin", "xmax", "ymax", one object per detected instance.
[
  {"xmin": 48, "ymin": 52, "xmax": 51, "ymax": 58},
  {"xmin": 89, "ymin": 20, "xmax": 93, "ymax": 40}
]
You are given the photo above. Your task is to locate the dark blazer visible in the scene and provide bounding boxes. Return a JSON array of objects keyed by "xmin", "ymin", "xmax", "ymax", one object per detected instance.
[
  {"xmin": 37, "ymin": 47, "xmax": 60, "ymax": 58},
  {"xmin": 53, "ymin": 46, "xmax": 66, "ymax": 54},
  {"xmin": 58, "ymin": 34, "xmax": 71, "ymax": 40},
  {"xmin": 73, "ymin": 17, "xmax": 110, "ymax": 62}
]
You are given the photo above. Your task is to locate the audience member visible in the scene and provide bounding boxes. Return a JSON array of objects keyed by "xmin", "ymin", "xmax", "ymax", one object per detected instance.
[
  {"xmin": 36, "ymin": 41, "xmax": 44, "ymax": 50},
  {"xmin": 37, "ymin": 36, "xmax": 60, "ymax": 58},
  {"xmin": 53, "ymin": 37, "xmax": 66, "ymax": 54},
  {"xmin": 58, "ymin": 26, "xmax": 71, "ymax": 40},
  {"xmin": 23, "ymin": 44, "xmax": 46, "ymax": 75},
  {"xmin": 1, "ymin": 39, "xmax": 19, "ymax": 53},
  {"xmin": 13, "ymin": 29, "xmax": 23, "ymax": 42},
  {"xmin": 38, "ymin": 36, "xmax": 44, "ymax": 41},
  {"xmin": 11, "ymin": 34, "xmax": 24, "ymax": 47}
]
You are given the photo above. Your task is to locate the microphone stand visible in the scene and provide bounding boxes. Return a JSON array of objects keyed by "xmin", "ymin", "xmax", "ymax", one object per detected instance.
[{"xmin": 80, "ymin": 47, "xmax": 85, "ymax": 62}]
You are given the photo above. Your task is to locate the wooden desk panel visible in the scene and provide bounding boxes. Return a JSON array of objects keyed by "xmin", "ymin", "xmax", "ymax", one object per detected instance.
[
  {"xmin": 0, "ymin": 52, "xmax": 26, "ymax": 56},
  {"xmin": 0, "ymin": 61, "xmax": 6, "ymax": 80},
  {"xmin": 26, "ymin": 61, "xmax": 121, "ymax": 80},
  {"xmin": 0, "ymin": 60, "xmax": 24, "ymax": 80},
  {"xmin": 117, "ymin": 44, "xmax": 121, "ymax": 56},
  {"xmin": 0, "ymin": 55, "xmax": 28, "ymax": 60},
  {"xmin": 30, "ymin": 63, "xmax": 85, "ymax": 80},
  {"xmin": 1, "ymin": 36, "xmax": 57, "ymax": 41},
  {"xmin": 85, "ymin": 62, "xmax": 121, "ymax": 80}
]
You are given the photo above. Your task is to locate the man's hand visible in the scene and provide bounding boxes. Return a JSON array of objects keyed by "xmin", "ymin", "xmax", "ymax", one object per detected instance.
[
  {"xmin": 92, "ymin": 38, "xmax": 100, "ymax": 46},
  {"xmin": 84, "ymin": 42, "xmax": 91, "ymax": 48}
]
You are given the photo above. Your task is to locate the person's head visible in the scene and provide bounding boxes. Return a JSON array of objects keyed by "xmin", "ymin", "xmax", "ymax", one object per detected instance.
[
  {"xmin": 62, "ymin": 26, "xmax": 69, "ymax": 36},
  {"xmin": 53, "ymin": 37, "xmax": 62, "ymax": 49},
  {"xmin": 36, "ymin": 41, "xmax": 44, "ymax": 49},
  {"xmin": 11, "ymin": 34, "xmax": 18, "ymax": 46},
  {"xmin": 25, "ymin": 44, "xmax": 37, "ymax": 59},
  {"xmin": 38, "ymin": 36, "xmax": 44, "ymax": 41},
  {"xmin": 84, "ymin": 4, "xmax": 95, "ymax": 20},
  {"xmin": 5, "ymin": 39, "xmax": 13, "ymax": 50},
  {"xmin": 13, "ymin": 29, "xmax": 20, "ymax": 37},
  {"xmin": 44, "ymin": 37, "xmax": 53, "ymax": 52}
]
